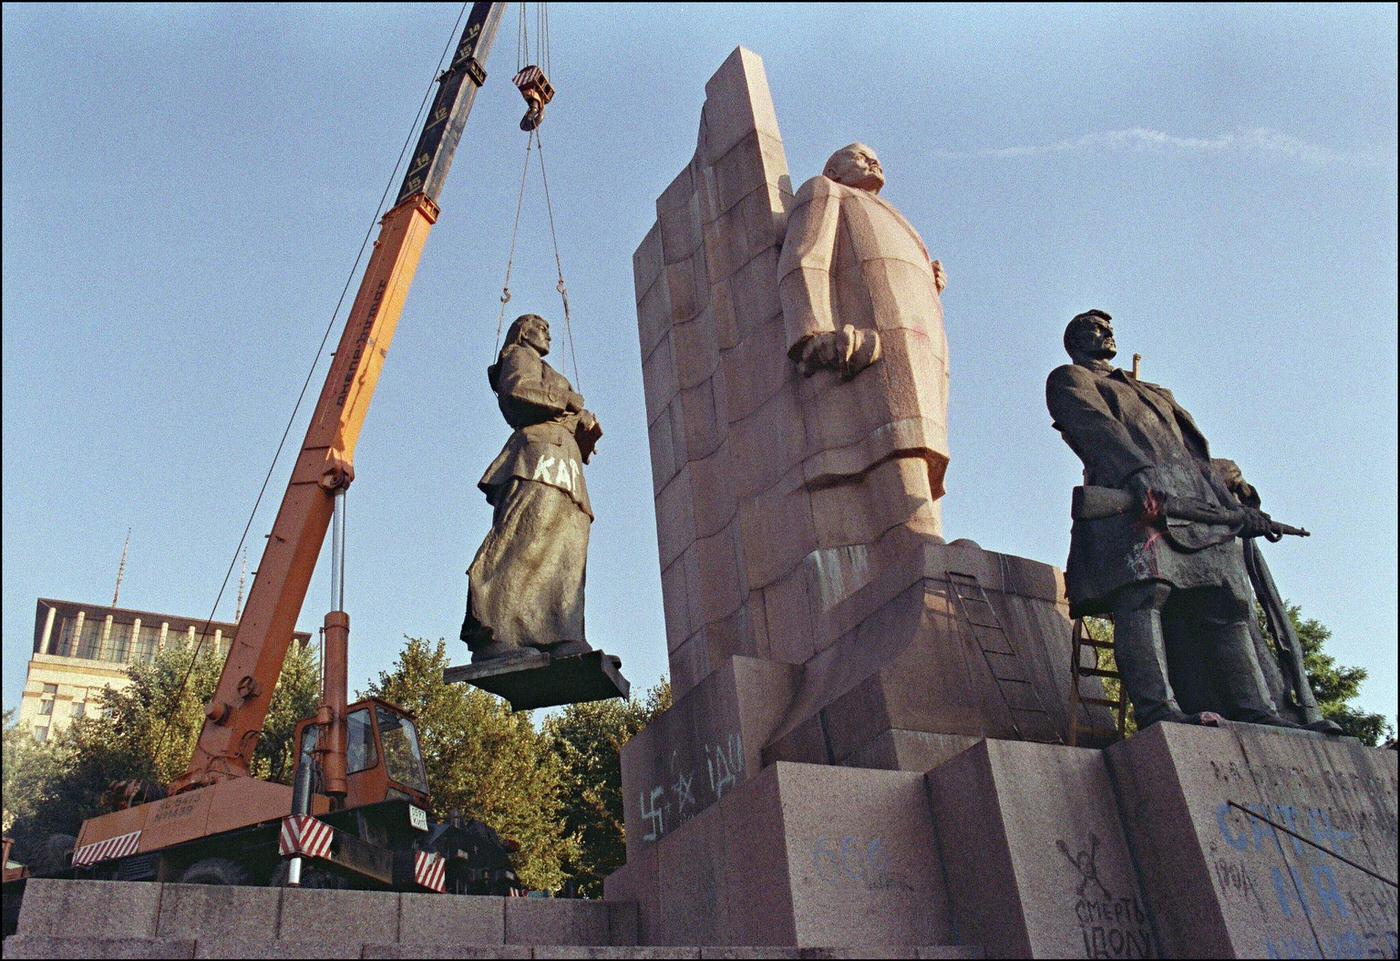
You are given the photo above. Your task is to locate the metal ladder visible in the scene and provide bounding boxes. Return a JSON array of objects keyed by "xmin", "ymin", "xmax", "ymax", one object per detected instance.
[
  {"xmin": 946, "ymin": 571, "xmax": 1061, "ymax": 744},
  {"xmin": 1067, "ymin": 617, "xmax": 1129, "ymax": 746}
]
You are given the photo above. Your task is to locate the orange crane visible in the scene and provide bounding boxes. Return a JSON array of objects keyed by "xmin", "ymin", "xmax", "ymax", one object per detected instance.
[{"xmin": 8, "ymin": 2, "xmax": 539, "ymax": 896}]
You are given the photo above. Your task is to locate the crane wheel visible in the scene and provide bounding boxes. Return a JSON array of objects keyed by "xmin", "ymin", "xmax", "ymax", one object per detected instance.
[{"xmin": 179, "ymin": 857, "xmax": 252, "ymax": 886}]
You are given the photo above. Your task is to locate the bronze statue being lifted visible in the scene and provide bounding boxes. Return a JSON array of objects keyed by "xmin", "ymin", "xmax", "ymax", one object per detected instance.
[
  {"xmin": 1046, "ymin": 310, "xmax": 1336, "ymax": 733},
  {"xmin": 461, "ymin": 313, "xmax": 601, "ymax": 663}
]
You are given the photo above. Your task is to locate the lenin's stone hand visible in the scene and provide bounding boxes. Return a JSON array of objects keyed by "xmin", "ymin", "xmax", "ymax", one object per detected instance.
[{"xmin": 791, "ymin": 324, "xmax": 882, "ymax": 380}]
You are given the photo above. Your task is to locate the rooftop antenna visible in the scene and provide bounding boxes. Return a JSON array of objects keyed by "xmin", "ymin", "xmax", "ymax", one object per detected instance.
[
  {"xmin": 234, "ymin": 548, "xmax": 249, "ymax": 622},
  {"xmin": 112, "ymin": 528, "xmax": 131, "ymax": 606}
]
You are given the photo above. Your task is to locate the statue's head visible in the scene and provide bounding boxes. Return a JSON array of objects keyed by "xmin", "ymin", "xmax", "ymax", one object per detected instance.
[
  {"xmin": 823, "ymin": 143, "xmax": 885, "ymax": 193},
  {"xmin": 1063, "ymin": 309, "xmax": 1116, "ymax": 364},
  {"xmin": 503, "ymin": 313, "xmax": 551, "ymax": 357},
  {"xmin": 489, "ymin": 313, "xmax": 551, "ymax": 391}
]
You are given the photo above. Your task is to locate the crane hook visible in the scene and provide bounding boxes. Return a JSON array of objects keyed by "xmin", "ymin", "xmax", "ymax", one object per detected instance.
[{"xmin": 513, "ymin": 65, "xmax": 554, "ymax": 131}]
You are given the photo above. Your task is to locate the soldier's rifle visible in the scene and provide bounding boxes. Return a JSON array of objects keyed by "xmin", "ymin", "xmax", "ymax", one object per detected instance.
[{"xmin": 1072, "ymin": 486, "xmax": 1310, "ymax": 541}]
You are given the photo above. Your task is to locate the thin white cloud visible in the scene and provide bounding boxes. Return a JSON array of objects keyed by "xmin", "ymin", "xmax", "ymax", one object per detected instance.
[{"xmin": 930, "ymin": 127, "xmax": 1388, "ymax": 168}]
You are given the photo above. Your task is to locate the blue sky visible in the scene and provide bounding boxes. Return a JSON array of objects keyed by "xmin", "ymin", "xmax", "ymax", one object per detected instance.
[{"xmin": 4, "ymin": 3, "xmax": 1395, "ymax": 727}]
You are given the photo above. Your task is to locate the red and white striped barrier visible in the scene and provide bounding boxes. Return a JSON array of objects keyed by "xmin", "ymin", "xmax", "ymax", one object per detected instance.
[
  {"xmin": 414, "ymin": 850, "xmax": 446, "ymax": 893},
  {"xmin": 278, "ymin": 815, "xmax": 333, "ymax": 860},
  {"xmin": 72, "ymin": 830, "xmax": 142, "ymax": 868}
]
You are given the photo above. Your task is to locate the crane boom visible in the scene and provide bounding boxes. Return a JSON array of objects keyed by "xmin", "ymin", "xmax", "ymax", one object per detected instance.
[{"xmin": 172, "ymin": 3, "xmax": 505, "ymax": 793}]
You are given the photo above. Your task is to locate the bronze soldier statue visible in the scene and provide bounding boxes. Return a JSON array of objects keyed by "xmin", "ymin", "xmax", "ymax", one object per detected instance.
[
  {"xmin": 461, "ymin": 313, "xmax": 601, "ymax": 663},
  {"xmin": 1046, "ymin": 310, "xmax": 1316, "ymax": 730}
]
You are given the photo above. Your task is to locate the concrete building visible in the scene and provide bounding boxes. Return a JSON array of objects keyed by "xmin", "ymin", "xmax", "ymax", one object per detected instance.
[{"xmin": 18, "ymin": 598, "xmax": 311, "ymax": 744}]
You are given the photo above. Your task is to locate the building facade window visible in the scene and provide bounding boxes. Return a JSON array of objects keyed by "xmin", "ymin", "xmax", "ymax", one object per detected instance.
[
  {"xmin": 71, "ymin": 701, "xmax": 86, "ymax": 719},
  {"xmin": 134, "ymin": 624, "xmax": 160, "ymax": 663},
  {"xmin": 33, "ymin": 726, "xmax": 48, "ymax": 744},
  {"xmin": 55, "ymin": 616, "xmax": 78, "ymax": 656},
  {"xmin": 106, "ymin": 622, "xmax": 132, "ymax": 663},
  {"xmin": 78, "ymin": 618, "xmax": 103, "ymax": 659},
  {"xmin": 38, "ymin": 699, "xmax": 54, "ymax": 716}
]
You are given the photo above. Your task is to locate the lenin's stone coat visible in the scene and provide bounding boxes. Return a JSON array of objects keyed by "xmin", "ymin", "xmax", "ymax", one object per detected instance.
[{"xmin": 778, "ymin": 168, "xmax": 951, "ymax": 503}]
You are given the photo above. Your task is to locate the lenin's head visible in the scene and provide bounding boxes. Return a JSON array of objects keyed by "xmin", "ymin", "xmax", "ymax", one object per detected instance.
[{"xmin": 823, "ymin": 143, "xmax": 885, "ymax": 194}]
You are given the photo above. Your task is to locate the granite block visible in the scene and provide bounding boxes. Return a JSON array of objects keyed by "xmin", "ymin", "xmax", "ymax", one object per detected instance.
[
  {"xmin": 656, "ymin": 801, "xmax": 730, "ymax": 946},
  {"xmin": 622, "ymin": 656, "xmax": 798, "ymax": 857},
  {"xmin": 774, "ymin": 763, "xmax": 952, "ymax": 948},
  {"xmin": 277, "ymin": 888, "xmax": 399, "ymax": 944},
  {"xmin": 504, "ymin": 898, "xmax": 609, "ymax": 946},
  {"xmin": 701, "ymin": 49, "xmax": 783, "ymax": 158},
  {"xmin": 399, "ymin": 892, "xmax": 504, "ymax": 945},
  {"xmin": 716, "ymin": 765, "xmax": 796, "ymax": 948},
  {"xmin": 927, "ymin": 739, "xmax": 1152, "ymax": 959},
  {"xmin": 1107, "ymin": 721, "xmax": 1398, "ymax": 960},
  {"xmin": 196, "ymin": 940, "xmax": 362, "ymax": 959},
  {"xmin": 17, "ymin": 879, "xmax": 162, "ymax": 938},
  {"xmin": 3, "ymin": 937, "xmax": 194, "ymax": 959},
  {"xmin": 362, "ymin": 947, "xmax": 529, "ymax": 960},
  {"xmin": 633, "ymin": 222, "xmax": 665, "ymax": 304},
  {"xmin": 643, "ymin": 337, "xmax": 680, "ymax": 428},
  {"xmin": 538, "ymin": 949, "xmax": 701, "ymax": 959},
  {"xmin": 841, "ymin": 729, "xmax": 979, "ymax": 774},
  {"xmin": 648, "ymin": 409, "xmax": 678, "ymax": 496},
  {"xmin": 637, "ymin": 275, "xmax": 674, "ymax": 359},
  {"xmin": 607, "ymin": 899, "xmax": 639, "ymax": 947},
  {"xmin": 604, "ymin": 839, "xmax": 661, "ymax": 947},
  {"xmin": 655, "ymin": 464, "xmax": 696, "ymax": 571},
  {"xmin": 157, "ymin": 883, "xmax": 282, "ymax": 942}
]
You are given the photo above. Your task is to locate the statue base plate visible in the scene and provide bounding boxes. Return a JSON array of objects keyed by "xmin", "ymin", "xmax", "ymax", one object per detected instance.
[{"xmin": 443, "ymin": 649, "xmax": 630, "ymax": 710}]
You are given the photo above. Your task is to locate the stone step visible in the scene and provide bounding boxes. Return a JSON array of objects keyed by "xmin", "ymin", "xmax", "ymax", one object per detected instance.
[
  {"xmin": 2, "ymin": 938, "xmax": 983, "ymax": 959},
  {"xmin": 13, "ymin": 879, "xmax": 626, "ymax": 945}
]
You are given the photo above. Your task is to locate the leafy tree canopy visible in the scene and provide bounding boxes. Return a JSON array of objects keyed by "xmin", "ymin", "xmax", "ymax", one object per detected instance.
[
  {"xmin": 1284, "ymin": 602, "xmax": 1393, "ymax": 745},
  {"xmin": 359, "ymin": 636, "xmax": 579, "ymax": 892},
  {"xmin": 542, "ymin": 678, "xmax": 671, "ymax": 897}
]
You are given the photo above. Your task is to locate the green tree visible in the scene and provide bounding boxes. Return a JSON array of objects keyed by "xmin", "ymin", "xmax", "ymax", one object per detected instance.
[
  {"xmin": 3, "ymin": 709, "xmax": 60, "ymax": 835},
  {"xmin": 1279, "ymin": 602, "xmax": 1392, "ymax": 745},
  {"xmin": 5, "ymin": 637, "xmax": 320, "ymax": 855},
  {"xmin": 360, "ymin": 637, "xmax": 579, "ymax": 892},
  {"xmin": 542, "ymin": 679, "xmax": 671, "ymax": 897}
]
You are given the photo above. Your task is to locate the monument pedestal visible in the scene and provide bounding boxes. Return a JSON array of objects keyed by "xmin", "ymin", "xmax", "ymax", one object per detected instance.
[
  {"xmin": 443, "ymin": 649, "xmax": 630, "ymax": 711},
  {"xmin": 607, "ymin": 761, "xmax": 959, "ymax": 950},
  {"xmin": 608, "ymin": 724, "xmax": 1396, "ymax": 957},
  {"xmin": 1107, "ymin": 721, "xmax": 1397, "ymax": 959}
]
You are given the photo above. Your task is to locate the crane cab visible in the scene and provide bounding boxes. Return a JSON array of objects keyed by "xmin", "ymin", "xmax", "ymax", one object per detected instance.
[{"xmin": 293, "ymin": 698, "xmax": 430, "ymax": 812}]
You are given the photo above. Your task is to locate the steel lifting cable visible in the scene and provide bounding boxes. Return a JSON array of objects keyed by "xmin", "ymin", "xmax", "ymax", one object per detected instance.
[
  {"xmin": 534, "ymin": 128, "xmax": 581, "ymax": 390},
  {"xmin": 493, "ymin": 131, "xmax": 537, "ymax": 355},
  {"xmin": 150, "ymin": 2, "xmax": 473, "ymax": 768}
]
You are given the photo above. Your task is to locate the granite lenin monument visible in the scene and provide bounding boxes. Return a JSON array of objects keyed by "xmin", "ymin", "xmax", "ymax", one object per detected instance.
[{"xmin": 603, "ymin": 48, "xmax": 1397, "ymax": 958}]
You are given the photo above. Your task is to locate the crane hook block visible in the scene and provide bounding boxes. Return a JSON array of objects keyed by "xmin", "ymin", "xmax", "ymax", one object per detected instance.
[{"xmin": 513, "ymin": 65, "xmax": 554, "ymax": 131}]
